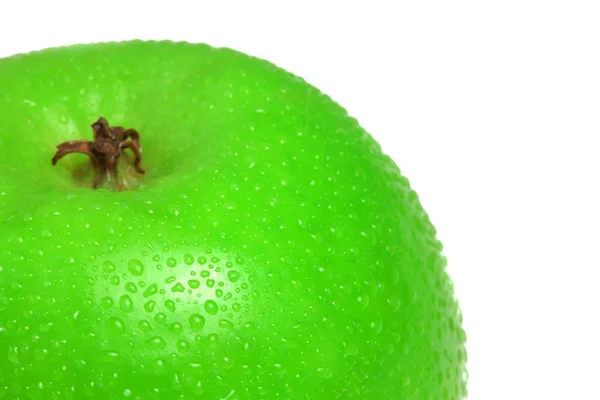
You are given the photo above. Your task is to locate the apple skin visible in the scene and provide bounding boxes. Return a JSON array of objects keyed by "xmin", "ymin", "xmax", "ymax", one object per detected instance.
[{"xmin": 0, "ymin": 41, "xmax": 467, "ymax": 399}]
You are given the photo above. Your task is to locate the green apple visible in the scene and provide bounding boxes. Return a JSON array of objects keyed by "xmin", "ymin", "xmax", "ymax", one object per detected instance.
[{"xmin": 0, "ymin": 41, "xmax": 467, "ymax": 399}]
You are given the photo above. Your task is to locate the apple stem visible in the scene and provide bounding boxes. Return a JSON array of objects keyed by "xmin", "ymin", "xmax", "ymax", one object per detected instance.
[{"xmin": 51, "ymin": 117, "xmax": 146, "ymax": 191}]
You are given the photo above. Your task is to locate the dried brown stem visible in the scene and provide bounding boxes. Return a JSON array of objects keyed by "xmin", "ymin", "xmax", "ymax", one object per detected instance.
[{"xmin": 52, "ymin": 117, "xmax": 146, "ymax": 190}]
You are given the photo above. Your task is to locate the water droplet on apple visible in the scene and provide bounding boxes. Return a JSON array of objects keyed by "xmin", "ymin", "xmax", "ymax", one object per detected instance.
[
  {"xmin": 176, "ymin": 340, "xmax": 190, "ymax": 353},
  {"xmin": 101, "ymin": 296, "xmax": 114, "ymax": 308},
  {"xmin": 125, "ymin": 282, "xmax": 137, "ymax": 294},
  {"xmin": 166, "ymin": 257, "xmax": 177, "ymax": 268},
  {"xmin": 102, "ymin": 261, "xmax": 116, "ymax": 273},
  {"xmin": 189, "ymin": 314, "xmax": 206, "ymax": 331},
  {"xmin": 218, "ymin": 319, "xmax": 234, "ymax": 329},
  {"xmin": 138, "ymin": 320, "xmax": 152, "ymax": 332},
  {"xmin": 197, "ymin": 256, "xmax": 207, "ymax": 265},
  {"xmin": 169, "ymin": 322, "xmax": 183, "ymax": 334},
  {"xmin": 200, "ymin": 270, "xmax": 210, "ymax": 278},
  {"xmin": 204, "ymin": 300, "xmax": 218, "ymax": 315},
  {"xmin": 164, "ymin": 300, "xmax": 176, "ymax": 312},
  {"xmin": 183, "ymin": 254, "xmax": 194, "ymax": 265},
  {"xmin": 143, "ymin": 283, "xmax": 158, "ymax": 297},
  {"xmin": 206, "ymin": 279, "xmax": 215, "ymax": 288},
  {"xmin": 152, "ymin": 358, "xmax": 167, "ymax": 373},
  {"xmin": 232, "ymin": 303, "xmax": 241, "ymax": 312},
  {"xmin": 127, "ymin": 259, "xmax": 144, "ymax": 276},
  {"xmin": 106, "ymin": 317, "xmax": 126, "ymax": 335},
  {"xmin": 110, "ymin": 275, "xmax": 120, "ymax": 286},
  {"xmin": 188, "ymin": 279, "xmax": 200, "ymax": 289},
  {"xmin": 144, "ymin": 336, "xmax": 167, "ymax": 350},
  {"xmin": 207, "ymin": 333, "xmax": 219, "ymax": 345},
  {"xmin": 104, "ymin": 350, "xmax": 120, "ymax": 358},
  {"xmin": 227, "ymin": 270, "xmax": 241, "ymax": 282},
  {"xmin": 154, "ymin": 312, "xmax": 167, "ymax": 324},
  {"xmin": 171, "ymin": 282, "xmax": 185, "ymax": 293},
  {"xmin": 119, "ymin": 295, "xmax": 133, "ymax": 313},
  {"xmin": 144, "ymin": 300, "xmax": 156, "ymax": 312}
]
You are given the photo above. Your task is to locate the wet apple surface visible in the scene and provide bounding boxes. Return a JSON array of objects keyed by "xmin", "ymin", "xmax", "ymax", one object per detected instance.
[{"xmin": 0, "ymin": 41, "xmax": 467, "ymax": 399}]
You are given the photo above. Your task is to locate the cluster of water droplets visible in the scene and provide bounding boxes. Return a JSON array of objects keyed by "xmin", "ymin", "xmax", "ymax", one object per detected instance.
[{"xmin": 84, "ymin": 248, "xmax": 255, "ymax": 359}]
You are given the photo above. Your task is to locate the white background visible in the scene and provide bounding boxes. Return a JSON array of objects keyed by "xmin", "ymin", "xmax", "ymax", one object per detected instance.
[{"xmin": 1, "ymin": 1, "xmax": 599, "ymax": 399}]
